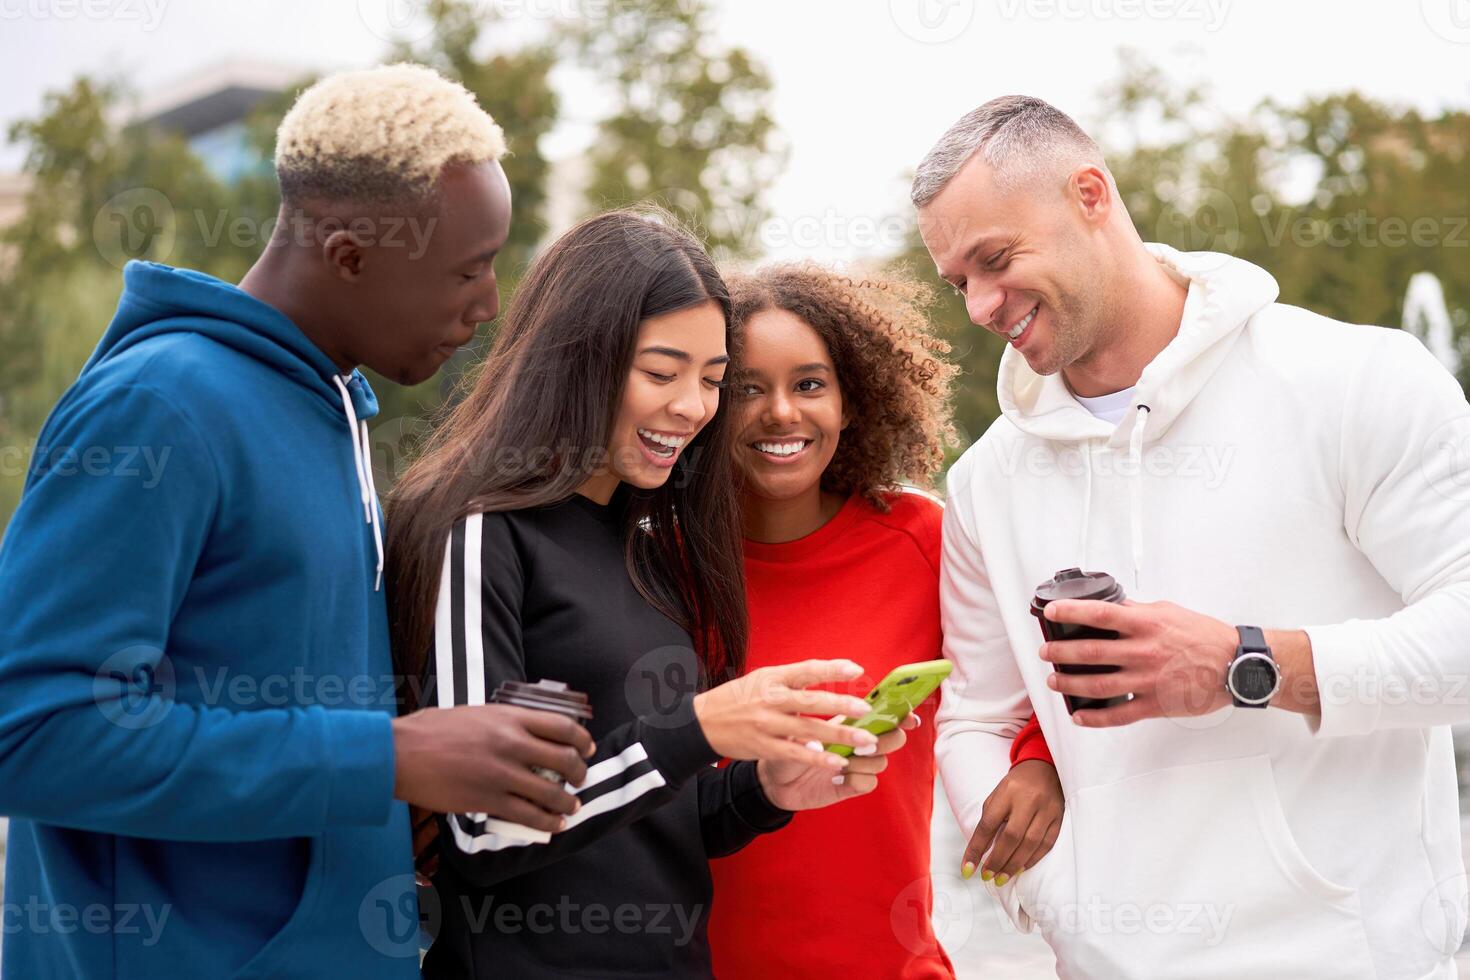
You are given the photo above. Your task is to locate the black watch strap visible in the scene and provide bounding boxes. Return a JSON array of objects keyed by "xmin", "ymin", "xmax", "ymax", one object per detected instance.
[{"xmin": 1236, "ymin": 625, "xmax": 1268, "ymax": 654}]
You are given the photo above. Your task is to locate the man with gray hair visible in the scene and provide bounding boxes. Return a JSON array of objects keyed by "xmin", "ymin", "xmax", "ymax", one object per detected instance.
[{"xmin": 919, "ymin": 95, "xmax": 1470, "ymax": 978}]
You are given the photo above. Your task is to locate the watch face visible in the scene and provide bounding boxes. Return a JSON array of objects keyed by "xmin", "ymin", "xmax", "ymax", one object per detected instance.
[{"xmin": 1231, "ymin": 655, "xmax": 1278, "ymax": 702}]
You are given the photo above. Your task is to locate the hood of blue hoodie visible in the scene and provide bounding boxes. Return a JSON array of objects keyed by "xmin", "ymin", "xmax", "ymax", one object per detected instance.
[
  {"xmin": 87, "ymin": 261, "xmax": 380, "ymax": 423},
  {"xmin": 93, "ymin": 262, "xmax": 390, "ymax": 594}
]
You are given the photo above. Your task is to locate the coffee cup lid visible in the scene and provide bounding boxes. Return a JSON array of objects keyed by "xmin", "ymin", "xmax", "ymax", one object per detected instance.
[
  {"xmin": 1032, "ymin": 567, "xmax": 1125, "ymax": 605},
  {"xmin": 492, "ymin": 680, "xmax": 594, "ymax": 720}
]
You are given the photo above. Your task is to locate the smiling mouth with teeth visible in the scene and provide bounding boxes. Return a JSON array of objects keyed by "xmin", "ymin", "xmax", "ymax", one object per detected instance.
[
  {"xmin": 752, "ymin": 439, "xmax": 811, "ymax": 458},
  {"xmin": 637, "ymin": 427, "xmax": 688, "ymax": 458},
  {"xmin": 1006, "ymin": 303, "xmax": 1040, "ymax": 341}
]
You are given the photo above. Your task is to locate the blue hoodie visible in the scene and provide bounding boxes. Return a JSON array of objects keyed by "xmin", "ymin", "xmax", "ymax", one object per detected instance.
[{"xmin": 0, "ymin": 263, "xmax": 419, "ymax": 979}]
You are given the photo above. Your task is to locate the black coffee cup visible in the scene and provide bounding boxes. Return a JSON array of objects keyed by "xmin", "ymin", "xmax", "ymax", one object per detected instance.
[
  {"xmin": 1031, "ymin": 568, "xmax": 1130, "ymax": 714},
  {"xmin": 491, "ymin": 680, "xmax": 594, "ymax": 785}
]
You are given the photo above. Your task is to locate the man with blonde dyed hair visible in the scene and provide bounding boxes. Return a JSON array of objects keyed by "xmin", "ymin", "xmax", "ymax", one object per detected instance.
[
  {"xmin": 919, "ymin": 95, "xmax": 1470, "ymax": 978},
  {"xmin": 0, "ymin": 63, "xmax": 594, "ymax": 979}
]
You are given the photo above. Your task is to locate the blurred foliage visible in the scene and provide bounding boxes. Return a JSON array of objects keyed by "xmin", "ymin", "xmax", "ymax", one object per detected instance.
[
  {"xmin": 0, "ymin": 75, "xmax": 267, "ymax": 527},
  {"xmin": 560, "ymin": 0, "xmax": 784, "ymax": 261},
  {"xmin": 1, "ymin": 40, "xmax": 1466, "ymax": 535},
  {"xmin": 0, "ymin": 0, "xmax": 777, "ymax": 534},
  {"xmin": 1100, "ymin": 47, "xmax": 1470, "ymax": 373}
]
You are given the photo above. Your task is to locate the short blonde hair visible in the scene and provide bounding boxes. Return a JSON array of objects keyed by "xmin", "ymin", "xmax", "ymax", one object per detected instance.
[{"xmin": 274, "ymin": 62, "xmax": 506, "ymax": 205}]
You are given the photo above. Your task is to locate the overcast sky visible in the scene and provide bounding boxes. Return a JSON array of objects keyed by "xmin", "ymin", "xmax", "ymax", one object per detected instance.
[{"xmin": 2, "ymin": 0, "xmax": 1467, "ymax": 261}]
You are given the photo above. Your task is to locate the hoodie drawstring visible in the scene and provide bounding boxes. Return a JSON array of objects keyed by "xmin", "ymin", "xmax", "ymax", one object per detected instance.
[
  {"xmin": 333, "ymin": 375, "xmax": 385, "ymax": 592},
  {"xmin": 1079, "ymin": 441, "xmax": 1094, "ymax": 569},
  {"xmin": 1128, "ymin": 404, "xmax": 1151, "ymax": 592}
]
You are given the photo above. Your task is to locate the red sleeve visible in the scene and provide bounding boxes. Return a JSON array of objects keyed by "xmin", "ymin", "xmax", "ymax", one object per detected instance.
[{"xmin": 1009, "ymin": 714, "xmax": 1053, "ymax": 766}]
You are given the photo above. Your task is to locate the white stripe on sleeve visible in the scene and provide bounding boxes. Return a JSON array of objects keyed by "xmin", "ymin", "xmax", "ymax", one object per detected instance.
[
  {"xmin": 464, "ymin": 512, "xmax": 486, "ymax": 706},
  {"xmin": 433, "ymin": 526, "xmax": 456, "ymax": 709}
]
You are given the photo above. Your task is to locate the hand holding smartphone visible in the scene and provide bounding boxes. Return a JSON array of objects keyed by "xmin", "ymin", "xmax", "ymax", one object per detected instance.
[{"xmin": 822, "ymin": 659, "xmax": 951, "ymax": 757}]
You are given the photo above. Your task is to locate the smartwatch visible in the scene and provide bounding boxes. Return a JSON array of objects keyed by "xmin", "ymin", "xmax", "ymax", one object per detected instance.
[{"xmin": 1227, "ymin": 625, "xmax": 1280, "ymax": 708}]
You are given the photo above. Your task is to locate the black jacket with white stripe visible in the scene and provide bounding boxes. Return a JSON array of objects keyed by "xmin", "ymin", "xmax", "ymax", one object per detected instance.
[{"xmin": 420, "ymin": 490, "xmax": 792, "ymax": 979}]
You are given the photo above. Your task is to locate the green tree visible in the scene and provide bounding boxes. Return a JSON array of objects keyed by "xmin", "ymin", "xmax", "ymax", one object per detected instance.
[
  {"xmin": 0, "ymin": 0, "xmax": 783, "ymax": 535},
  {"xmin": 388, "ymin": 0, "xmax": 557, "ymax": 282},
  {"xmin": 1099, "ymin": 50, "xmax": 1470, "ymax": 386},
  {"xmin": 563, "ymin": 0, "xmax": 784, "ymax": 260},
  {"xmin": 0, "ymin": 76, "xmax": 251, "ymax": 530}
]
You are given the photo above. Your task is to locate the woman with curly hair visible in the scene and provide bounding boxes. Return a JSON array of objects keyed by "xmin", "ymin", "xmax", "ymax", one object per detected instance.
[{"xmin": 706, "ymin": 264, "xmax": 1065, "ymax": 978}]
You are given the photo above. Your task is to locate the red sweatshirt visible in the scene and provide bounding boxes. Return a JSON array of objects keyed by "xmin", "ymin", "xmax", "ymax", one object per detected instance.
[{"xmin": 708, "ymin": 491, "xmax": 1051, "ymax": 979}]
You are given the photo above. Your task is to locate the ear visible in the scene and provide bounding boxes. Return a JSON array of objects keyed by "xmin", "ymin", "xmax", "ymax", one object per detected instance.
[
  {"xmin": 322, "ymin": 224, "xmax": 370, "ymax": 281},
  {"xmin": 1070, "ymin": 165, "xmax": 1113, "ymax": 228}
]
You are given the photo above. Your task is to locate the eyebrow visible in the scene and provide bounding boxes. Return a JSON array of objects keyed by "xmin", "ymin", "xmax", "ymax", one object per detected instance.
[
  {"xmin": 638, "ymin": 346, "xmax": 731, "ymax": 367},
  {"xmin": 940, "ymin": 234, "xmax": 1008, "ymax": 279},
  {"xmin": 462, "ymin": 246, "xmax": 500, "ymax": 265},
  {"xmin": 743, "ymin": 362, "xmax": 832, "ymax": 379},
  {"xmin": 964, "ymin": 236, "xmax": 1011, "ymax": 265}
]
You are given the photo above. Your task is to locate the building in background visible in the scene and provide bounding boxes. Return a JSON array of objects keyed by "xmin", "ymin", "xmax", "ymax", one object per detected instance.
[{"xmin": 132, "ymin": 59, "xmax": 302, "ymax": 184}]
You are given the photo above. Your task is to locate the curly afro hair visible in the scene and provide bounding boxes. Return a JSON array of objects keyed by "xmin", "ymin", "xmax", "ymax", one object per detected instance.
[{"xmin": 726, "ymin": 263, "xmax": 960, "ymax": 512}]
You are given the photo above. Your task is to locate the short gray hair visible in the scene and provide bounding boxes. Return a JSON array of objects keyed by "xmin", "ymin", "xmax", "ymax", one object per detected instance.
[{"xmin": 910, "ymin": 95, "xmax": 1107, "ymax": 207}]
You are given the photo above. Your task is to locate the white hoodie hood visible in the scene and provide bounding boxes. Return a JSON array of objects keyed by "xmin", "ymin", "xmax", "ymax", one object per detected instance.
[
  {"xmin": 996, "ymin": 243, "xmax": 1280, "ymax": 591},
  {"xmin": 937, "ymin": 246, "xmax": 1470, "ymax": 979}
]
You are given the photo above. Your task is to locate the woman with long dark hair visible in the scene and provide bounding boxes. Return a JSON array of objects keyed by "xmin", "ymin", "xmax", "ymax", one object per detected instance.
[{"xmin": 386, "ymin": 211, "xmax": 913, "ymax": 978}]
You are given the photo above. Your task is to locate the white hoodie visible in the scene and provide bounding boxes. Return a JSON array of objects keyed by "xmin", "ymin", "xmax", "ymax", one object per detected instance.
[{"xmin": 938, "ymin": 243, "xmax": 1470, "ymax": 980}]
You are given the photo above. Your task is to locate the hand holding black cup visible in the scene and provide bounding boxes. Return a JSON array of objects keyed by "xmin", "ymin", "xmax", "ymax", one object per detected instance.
[{"xmin": 1031, "ymin": 568, "xmax": 1131, "ymax": 714}]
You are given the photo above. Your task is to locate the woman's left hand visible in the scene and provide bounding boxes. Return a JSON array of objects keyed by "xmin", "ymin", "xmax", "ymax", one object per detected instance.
[
  {"xmin": 961, "ymin": 758, "xmax": 1064, "ymax": 885},
  {"xmin": 755, "ymin": 713, "xmax": 921, "ymax": 811}
]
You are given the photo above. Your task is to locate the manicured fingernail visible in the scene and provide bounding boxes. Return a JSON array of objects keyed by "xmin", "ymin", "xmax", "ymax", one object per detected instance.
[
  {"xmin": 840, "ymin": 661, "xmax": 863, "ymax": 675},
  {"xmin": 980, "ymin": 869, "xmax": 993, "ymax": 882},
  {"xmin": 854, "ymin": 743, "xmax": 877, "ymax": 757},
  {"xmin": 961, "ymin": 861, "xmax": 976, "ymax": 879},
  {"xmin": 831, "ymin": 775, "xmax": 845, "ymax": 785},
  {"xmin": 804, "ymin": 740, "xmax": 823, "ymax": 753},
  {"xmin": 1047, "ymin": 675, "xmax": 1058, "ymax": 689},
  {"xmin": 994, "ymin": 873, "xmax": 1009, "ymax": 887}
]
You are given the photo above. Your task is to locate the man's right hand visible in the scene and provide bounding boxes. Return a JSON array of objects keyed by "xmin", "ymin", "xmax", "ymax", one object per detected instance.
[{"xmin": 392, "ymin": 704, "xmax": 596, "ymax": 833}]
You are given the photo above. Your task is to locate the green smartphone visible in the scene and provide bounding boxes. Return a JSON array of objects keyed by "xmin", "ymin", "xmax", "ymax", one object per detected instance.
[{"xmin": 822, "ymin": 659, "xmax": 953, "ymax": 757}]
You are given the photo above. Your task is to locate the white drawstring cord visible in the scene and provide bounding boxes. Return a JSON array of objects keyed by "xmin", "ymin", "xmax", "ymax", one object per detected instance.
[
  {"xmin": 334, "ymin": 376, "xmax": 371, "ymax": 521},
  {"xmin": 1079, "ymin": 439, "xmax": 1094, "ymax": 569},
  {"xmin": 333, "ymin": 375, "xmax": 384, "ymax": 592},
  {"xmin": 359, "ymin": 417, "xmax": 384, "ymax": 592},
  {"xmin": 1128, "ymin": 404, "xmax": 1151, "ymax": 592}
]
